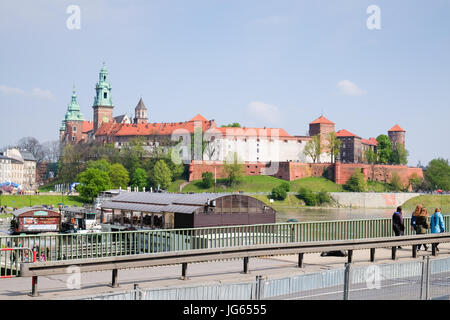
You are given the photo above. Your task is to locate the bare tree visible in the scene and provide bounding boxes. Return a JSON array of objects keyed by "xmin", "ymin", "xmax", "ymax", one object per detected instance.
[
  {"xmin": 16, "ymin": 137, "xmax": 46, "ymax": 163},
  {"xmin": 41, "ymin": 140, "xmax": 61, "ymax": 163}
]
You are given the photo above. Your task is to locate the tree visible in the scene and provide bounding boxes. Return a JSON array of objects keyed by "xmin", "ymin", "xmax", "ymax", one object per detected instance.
[
  {"xmin": 150, "ymin": 160, "xmax": 172, "ymax": 190},
  {"xmin": 344, "ymin": 169, "xmax": 367, "ymax": 192},
  {"xmin": 298, "ymin": 187, "xmax": 318, "ymax": 206},
  {"xmin": 304, "ymin": 134, "xmax": 322, "ymax": 163},
  {"xmin": 201, "ymin": 172, "xmax": 214, "ymax": 188},
  {"xmin": 376, "ymin": 135, "xmax": 392, "ymax": 164},
  {"xmin": 41, "ymin": 140, "xmax": 61, "ymax": 163},
  {"xmin": 390, "ymin": 144, "xmax": 409, "ymax": 165},
  {"xmin": 16, "ymin": 137, "xmax": 46, "ymax": 163},
  {"xmin": 364, "ymin": 149, "xmax": 377, "ymax": 164},
  {"xmin": 120, "ymin": 137, "xmax": 147, "ymax": 175},
  {"xmin": 109, "ymin": 163, "xmax": 129, "ymax": 189},
  {"xmin": 221, "ymin": 123, "xmax": 241, "ymax": 128},
  {"xmin": 86, "ymin": 159, "xmax": 111, "ymax": 172},
  {"xmin": 326, "ymin": 132, "xmax": 341, "ymax": 163},
  {"xmin": 223, "ymin": 152, "xmax": 245, "ymax": 187},
  {"xmin": 424, "ymin": 158, "xmax": 450, "ymax": 191},
  {"xmin": 131, "ymin": 167, "xmax": 148, "ymax": 190},
  {"xmin": 76, "ymin": 168, "xmax": 112, "ymax": 202},
  {"xmin": 58, "ymin": 144, "xmax": 84, "ymax": 183},
  {"xmin": 280, "ymin": 182, "xmax": 291, "ymax": 193}
]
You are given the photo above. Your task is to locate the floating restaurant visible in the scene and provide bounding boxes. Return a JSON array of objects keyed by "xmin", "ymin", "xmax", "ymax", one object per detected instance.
[
  {"xmin": 11, "ymin": 206, "xmax": 61, "ymax": 234},
  {"xmin": 99, "ymin": 193, "xmax": 276, "ymax": 231}
]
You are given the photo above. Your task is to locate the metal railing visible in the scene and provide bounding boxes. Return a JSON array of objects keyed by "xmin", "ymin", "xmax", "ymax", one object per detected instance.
[{"xmin": 1, "ymin": 215, "xmax": 449, "ymax": 277}]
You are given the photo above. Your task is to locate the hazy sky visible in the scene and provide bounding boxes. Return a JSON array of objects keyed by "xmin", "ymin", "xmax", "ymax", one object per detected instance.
[{"xmin": 0, "ymin": 0, "xmax": 449, "ymax": 166}]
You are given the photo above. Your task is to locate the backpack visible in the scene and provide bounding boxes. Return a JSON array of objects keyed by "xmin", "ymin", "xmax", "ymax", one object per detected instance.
[{"xmin": 411, "ymin": 214, "xmax": 416, "ymax": 231}]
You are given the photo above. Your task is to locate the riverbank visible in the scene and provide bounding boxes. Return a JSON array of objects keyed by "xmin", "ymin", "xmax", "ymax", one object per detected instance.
[
  {"xmin": 402, "ymin": 195, "xmax": 450, "ymax": 212},
  {"xmin": 0, "ymin": 195, "xmax": 84, "ymax": 209}
]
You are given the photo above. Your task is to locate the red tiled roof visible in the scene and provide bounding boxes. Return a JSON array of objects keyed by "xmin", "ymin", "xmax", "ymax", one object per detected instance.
[
  {"xmin": 336, "ymin": 129, "xmax": 360, "ymax": 138},
  {"xmin": 190, "ymin": 114, "xmax": 207, "ymax": 122},
  {"xmin": 217, "ymin": 127, "xmax": 292, "ymax": 138},
  {"xmin": 362, "ymin": 137, "xmax": 378, "ymax": 146},
  {"xmin": 81, "ymin": 121, "xmax": 93, "ymax": 133},
  {"xmin": 310, "ymin": 115, "xmax": 335, "ymax": 125},
  {"xmin": 95, "ymin": 119, "xmax": 215, "ymax": 137},
  {"xmin": 388, "ymin": 124, "xmax": 405, "ymax": 132}
]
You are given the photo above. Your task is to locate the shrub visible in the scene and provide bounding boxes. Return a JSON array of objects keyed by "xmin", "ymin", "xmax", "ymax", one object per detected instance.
[
  {"xmin": 344, "ymin": 169, "xmax": 367, "ymax": 192},
  {"xmin": 280, "ymin": 182, "xmax": 291, "ymax": 192},
  {"xmin": 298, "ymin": 187, "xmax": 317, "ymax": 206},
  {"xmin": 317, "ymin": 190, "xmax": 331, "ymax": 204},
  {"xmin": 271, "ymin": 185, "xmax": 287, "ymax": 201},
  {"xmin": 389, "ymin": 172, "xmax": 403, "ymax": 191},
  {"xmin": 201, "ymin": 172, "xmax": 214, "ymax": 188}
]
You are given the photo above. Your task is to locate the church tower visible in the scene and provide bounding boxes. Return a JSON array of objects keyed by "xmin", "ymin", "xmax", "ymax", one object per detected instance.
[
  {"xmin": 134, "ymin": 97, "xmax": 148, "ymax": 124},
  {"xmin": 93, "ymin": 63, "xmax": 114, "ymax": 133},
  {"xmin": 61, "ymin": 86, "xmax": 85, "ymax": 143}
]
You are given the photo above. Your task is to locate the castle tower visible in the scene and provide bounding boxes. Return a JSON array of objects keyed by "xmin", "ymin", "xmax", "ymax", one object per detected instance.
[
  {"xmin": 93, "ymin": 62, "xmax": 114, "ymax": 133},
  {"xmin": 134, "ymin": 97, "xmax": 148, "ymax": 124},
  {"xmin": 388, "ymin": 124, "xmax": 405, "ymax": 148},
  {"xmin": 61, "ymin": 86, "xmax": 85, "ymax": 143},
  {"xmin": 309, "ymin": 115, "xmax": 335, "ymax": 137}
]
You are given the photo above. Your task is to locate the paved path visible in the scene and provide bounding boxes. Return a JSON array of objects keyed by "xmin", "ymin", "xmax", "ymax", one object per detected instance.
[{"xmin": 0, "ymin": 243, "xmax": 449, "ymax": 300}]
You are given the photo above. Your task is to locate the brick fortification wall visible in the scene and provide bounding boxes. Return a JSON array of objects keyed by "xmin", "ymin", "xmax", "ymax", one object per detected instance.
[{"xmin": 188, "ymin": 161, "xmax": 423, "ymax": 187}]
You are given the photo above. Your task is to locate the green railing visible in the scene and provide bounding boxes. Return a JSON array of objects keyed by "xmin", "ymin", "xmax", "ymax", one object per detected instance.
[{"xmin": 1, "ymin": 215, "xmax": 448, "ymax": 277}]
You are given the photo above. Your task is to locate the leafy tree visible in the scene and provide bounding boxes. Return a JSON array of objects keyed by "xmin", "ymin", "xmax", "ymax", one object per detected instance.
[
  {"xmin": 376, "ymin": 135, "xmax": 392, "ymax": 164},
  {"xmin": 120, "ymin": 137, "xmax": 147, "ymax": 175},
  {"xmin": 150, "ymin": 160, "xmax": 172, "ymax": 190},
  {"xmin": 271, "ymin": 185, "xmax": 287, "ymax": 201},
  {"xmin": 223, "ymin": 152, "xmax": 245, "ymax": 187},
  {"xmin": 86, "ymin": 159, "xmax": 111, "ymax": 172},
  {"xmin": 221, "ymin": 123, "xmax": 241, "ymax": 128},
  {"xmin": 303, "ymin": 134, "xmax": 322, "ymax": 163},
  {"xmin": 390, "ymin": 144, "xmax": 409, "ymax": 165},
  {"xmin": 76, "ymin": 168, "xmax": 112, "ymax": 202},
  {"xmin": 317, "ymin": 190, "xmax": 332, "ymax": 204},
  {"xmin": 344, "ymin": 169, "xmax": 367, "ymax": 192},
  {"xmin": 201, "ymin": 171, "xmax": 214, "ymax": 188},
  {"xmin": 424, "ymin": 158, "xmax": 450, "ymax": 191},
  {"xmin": 408, "ymin": 173, "xmax": 424, "ymax": 192},
  {"xmin": 326, "ymin": 132, "xmax": 341, "ymax": 163},
  {"xmin": 364, "ymin": 149, "xmax": 377, "ymax": 164},
  {"xmin": 131, "ymin": 167, "xmax": 148, "ymax": 190},
  {"xmin": 109, "ymin": 163, "xmax": 129, "ymax": 189}
]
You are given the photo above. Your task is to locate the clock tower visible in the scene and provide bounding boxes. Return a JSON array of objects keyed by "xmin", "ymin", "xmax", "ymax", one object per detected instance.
[{"xmin": 93, "ymin": 62, "xmax": 114, "ymax": 133}]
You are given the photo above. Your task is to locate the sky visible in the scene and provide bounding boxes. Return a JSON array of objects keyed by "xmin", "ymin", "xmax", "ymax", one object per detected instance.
[{"xmin": 0, "ymin": 0, "xmax": 449, "ymax": 166}]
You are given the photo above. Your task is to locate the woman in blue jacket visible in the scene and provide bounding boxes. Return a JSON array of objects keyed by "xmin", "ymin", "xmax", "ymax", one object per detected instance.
[{"xmin": 430, "ymin": 208, "xmax": 445, "ymax": 251}]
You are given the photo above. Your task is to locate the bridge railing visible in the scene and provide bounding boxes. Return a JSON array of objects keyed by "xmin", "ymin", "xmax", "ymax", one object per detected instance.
[{"xmin": 1, "ymin": 215, "xmax": 449, "ymax": 277}]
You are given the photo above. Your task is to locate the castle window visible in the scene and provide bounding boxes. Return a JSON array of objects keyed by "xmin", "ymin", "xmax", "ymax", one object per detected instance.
[
  {"xmin": 104, "ymin": 76, "xmax": 106, "ymax": 81},
  {"xmin": 72, "ymin": 136, "xmax": 75, "ymax": 142},
  {"xmin": 73, "ymin": 126, "xmax": 77, "ymax": 132},
  {"xmin": 104, "ymin": 92, "xmax": 107, "ymax": 99}
]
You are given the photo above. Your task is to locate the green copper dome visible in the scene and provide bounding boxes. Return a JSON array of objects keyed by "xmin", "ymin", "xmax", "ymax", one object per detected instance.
[{"xmin": 64, "ymin": 86, "xmax": 84, "ymax": 121}]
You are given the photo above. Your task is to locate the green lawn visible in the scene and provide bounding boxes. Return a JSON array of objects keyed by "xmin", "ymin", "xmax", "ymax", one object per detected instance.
[
  {"xmin": 251, "ymin": 194, "xmax": 306, "ymax": 207},
  {"xmin": 290, "ymin": 177, "xmax": 343, "ymax": 192},
  {"xmin": 367, "ymin": 181, "xmax": 390, "ymax": 192},
  {"xmin": 402, "ymin": 195, "xmax": 450, "ymax": 214},
  {"xmin": 0, "ymin": 195, "xmax": 85, "ymax": 209},
  {"xmin": 167, "ymin": 179, "xmax": 189, "ymax": 193}
]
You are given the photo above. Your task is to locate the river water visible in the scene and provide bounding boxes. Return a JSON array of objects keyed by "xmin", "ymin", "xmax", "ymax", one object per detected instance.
[{"xmin": 275, "ymin": 207, "xmax": 398, "ymax": 223}]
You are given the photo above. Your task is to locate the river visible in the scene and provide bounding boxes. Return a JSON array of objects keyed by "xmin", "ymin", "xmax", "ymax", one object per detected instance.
[{"xmin": 275, "ymin": 207, "xmax": 399, "ymax": 223}]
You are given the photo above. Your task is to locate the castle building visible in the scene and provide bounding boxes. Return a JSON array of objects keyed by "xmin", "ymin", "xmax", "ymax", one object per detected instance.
[{"xmin": 58, "ymin": 64, "xmax": 406, "ymax": 167}]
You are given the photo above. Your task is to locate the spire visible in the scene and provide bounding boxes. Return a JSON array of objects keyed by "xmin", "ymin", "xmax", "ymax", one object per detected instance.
[
  {"xmin": 64, "ymin": 85, "xmax": 84, "ymax": 121},
  {"xmin": 135, "ymin": 97, "xmax": 147, "ymax": 110},
  {"xmin": 93, "ymin": 62, "xmax": 113, "ymax": 107}
]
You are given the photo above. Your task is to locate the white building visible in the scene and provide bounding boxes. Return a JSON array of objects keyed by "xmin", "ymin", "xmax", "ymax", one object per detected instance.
[{"xmin": 0, "ymin": 148, "xmax": 37, "ymax": 191}]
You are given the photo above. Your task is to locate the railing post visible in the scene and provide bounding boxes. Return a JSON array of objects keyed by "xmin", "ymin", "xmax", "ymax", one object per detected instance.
[
  {"xmin": 242, "ymin": 257, "xmax": 249, "ymax": 274},
  {"xmin": 343, "ymin": 262, "xmax": 351, "ymax": 300},
  {"xmin": 29, "ymin": 249, "xmax": 38, "ymax": 297},
  {"xmin": 134, "ymin": 284, "xmax": 141, "ymax": 300},
  {"xmin": 370, "ymin": 248, "xmax": 375, "ymax": 262},
  {"xmin": 431, "ymin": 243, "xmax": 437, "ymax": 256},
  {"xmin": 181, "ymin": 262, "xmax": 188, "ymax": 280},
  {"xmin": 412, "ymin": 244, "xmax": 417, "ymax": 258},
  {"xmin": 391, "ymin": 246, "xmax": 397, "ymax": 260},
  {"xmin": 255, "ymin": 275, "xmax": 263, "ymax": 300},
  {"xmin": 347, "ymin": 250, "xmax": 353, "ymax": 264},
  {"xmin": 425, "ymin": 256, "xmax": 431, "ymax": 300},
  {"xmin": 298, "ymin": 253, "xmax": 304, "ymax": 268},
  {"xmin": 111, "ymin": 269, "xmax": 119, "ymax": 288}
]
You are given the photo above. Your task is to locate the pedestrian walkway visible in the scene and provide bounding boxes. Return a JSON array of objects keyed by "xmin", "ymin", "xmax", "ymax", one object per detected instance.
[{"xmin": 0, "ymin": 243, "xmax": 448, "ymax": 300}]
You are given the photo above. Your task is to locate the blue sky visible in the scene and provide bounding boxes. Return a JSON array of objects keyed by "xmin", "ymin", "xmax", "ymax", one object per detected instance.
[{"xmin": 0, "ymin": 0, "xmax": 449, "ymax": 166}]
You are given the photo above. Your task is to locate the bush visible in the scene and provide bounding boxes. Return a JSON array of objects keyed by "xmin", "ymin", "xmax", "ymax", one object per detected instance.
[
  {"xmin": 298, "ymin": 188, "xmax": 332, "ymax": 206},
  {"xmin": 389, "ymin": 172, "xmax": 403, "ymax": 191},
  {"xmin": 271, "ymin": 185, "xmax": 287, "ymax": 201},
  {"xmin": 201, "ymin": 172, "xmax": 214, "ymax": 188},
  {"xmin": 280, "ymin": 182, "xmax": 291, "ymax": 192},
  {"xmin": 344, "ymin": 169, "xmax": 367, "ymax": 192}
]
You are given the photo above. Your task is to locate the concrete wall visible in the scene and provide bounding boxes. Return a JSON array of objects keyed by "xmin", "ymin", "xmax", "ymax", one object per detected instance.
[{"xmin": 329, "ymin": 192, "xmax": 422, "ymax": 209}]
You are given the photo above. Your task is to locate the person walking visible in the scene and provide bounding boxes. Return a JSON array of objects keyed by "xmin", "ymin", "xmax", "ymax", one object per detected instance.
[
  {"xmin": 392, "ymin": 206, "xmax": 405, "ymax": 248},
  {"xmin": 430, "ymin": 208, "xmax": 445, "ymax": 251},
  {"xmin": 411, "ymin": 204, "xmax": 422, "ymax": 232},
  {"xmin": 415, "ymin": 207, "xmax": 429, "ymax": 251}
]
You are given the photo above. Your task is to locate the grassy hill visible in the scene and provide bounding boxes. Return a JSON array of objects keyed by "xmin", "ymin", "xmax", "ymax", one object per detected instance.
[
  {"xmin": 0, "ymin": 195, "xmax": 85, "ymax": 209},
  {"xmin": 402, "ymin": 195, "xmax": 450, "ymax": 214}
]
